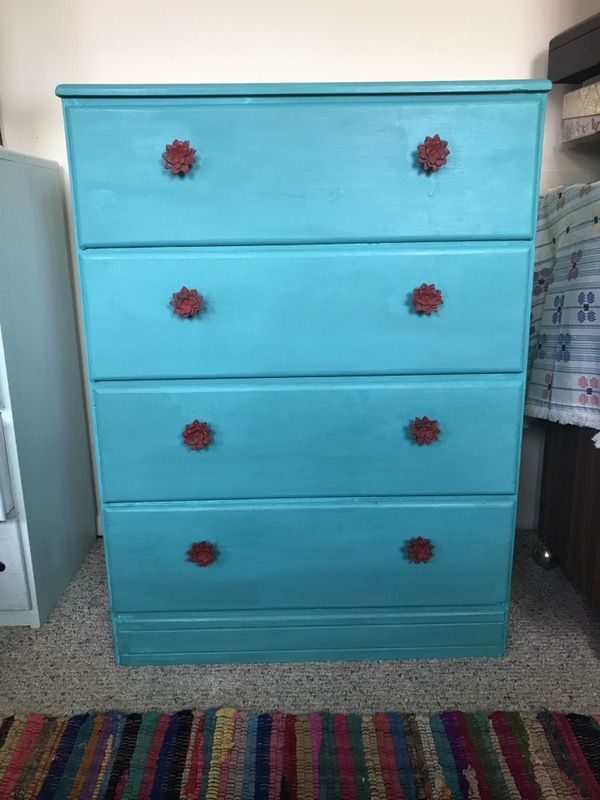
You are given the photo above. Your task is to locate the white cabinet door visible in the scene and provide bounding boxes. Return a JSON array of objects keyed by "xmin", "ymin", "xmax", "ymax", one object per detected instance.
[{"xmin": 0, "ymin": 518, "xmax": 29, "ymax": 610}]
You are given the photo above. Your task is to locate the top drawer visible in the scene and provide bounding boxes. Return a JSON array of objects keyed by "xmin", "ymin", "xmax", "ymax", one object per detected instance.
[{"xmin": 62, "ymin": 91, "xmax": 546, "ymax": 248}]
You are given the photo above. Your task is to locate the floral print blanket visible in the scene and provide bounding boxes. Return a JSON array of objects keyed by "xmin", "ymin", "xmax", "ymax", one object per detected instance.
[{"xmin": 526, "ymin": 181, "xmax": 600, "ymax": 431}]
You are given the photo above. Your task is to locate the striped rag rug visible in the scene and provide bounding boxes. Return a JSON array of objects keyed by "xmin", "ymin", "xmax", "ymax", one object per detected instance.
[{"xmin": 1, "ymin": 709, "xmax": 600, "ymax": 799}]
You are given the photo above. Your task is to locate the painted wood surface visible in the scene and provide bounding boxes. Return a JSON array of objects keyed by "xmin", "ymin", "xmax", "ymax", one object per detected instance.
[
  {"xmin": 59, "ymin": 81, "xmax": 549, "ymax": 662},
  {"xmin": 0, "ymin": 149, "xmax": 96, "ymax": 626},
  {"xmin": 116, "ymin": 609, "xmax": 507, "ymax": 664},
  {"xmin": 56, "ymin": 81, "xmax": 552, "ymax": 98},
  {"xmin": 93, "ymin": 375, "xmax": 523, "ymax": 501},
  {"xmin": 63, "ymin": 93, "xmax": 546, "ymax": 247},
  {"xmin": 0, "ymin": 519, "xmax": 30, "ymax": 611},
  {"xmin": 81, "ymin": 243, "xmax": 531, "ymax": 380},
  {"xmin": 104, "ymin": 497, "xmax": 515, "ymax": 613}
]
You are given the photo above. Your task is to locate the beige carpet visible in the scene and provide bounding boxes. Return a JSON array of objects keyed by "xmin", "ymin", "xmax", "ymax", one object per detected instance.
[{"xmin": 1, "ymin": 532, "xmax": 598, "ymax": 716}]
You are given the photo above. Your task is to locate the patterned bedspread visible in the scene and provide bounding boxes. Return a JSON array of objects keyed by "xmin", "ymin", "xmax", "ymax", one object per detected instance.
[{"xmin": 525, "ymin": 181, "xmax": 600, "ymax": 431}]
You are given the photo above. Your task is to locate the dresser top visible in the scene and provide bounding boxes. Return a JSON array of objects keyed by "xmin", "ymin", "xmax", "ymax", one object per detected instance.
[{"xmin": 56, "ymin": 80, "xmax": 551, "ymax": 98}]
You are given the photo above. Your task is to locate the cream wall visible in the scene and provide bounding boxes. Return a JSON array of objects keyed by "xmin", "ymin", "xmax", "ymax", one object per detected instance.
[
  {"xmin": 1, "ymin": 0, "xmax": 599, "ymax": 531},
  {"xmin": 0, "ymin": 0, "xmax": 599, "ymax": 189}
]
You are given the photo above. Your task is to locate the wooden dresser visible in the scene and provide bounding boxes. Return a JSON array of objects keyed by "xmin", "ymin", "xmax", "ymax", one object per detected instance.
[{"xmin": 57, "ymin": 81, "xmax": 549, "ymax": 664}]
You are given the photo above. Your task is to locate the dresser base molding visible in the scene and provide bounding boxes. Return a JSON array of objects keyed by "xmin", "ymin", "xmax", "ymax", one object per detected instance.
[{"xmin": 114, "ymin": 608, "xmax": 508, "ymax": 665}]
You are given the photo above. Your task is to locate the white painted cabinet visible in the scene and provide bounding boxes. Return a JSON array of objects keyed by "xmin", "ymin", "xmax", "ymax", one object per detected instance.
[
  {"xmin": 0, "ymin": 413, "xmax": 13, "ymax": 521},
  {"xmin": 0, "ymin": 148, "xmax": 96, "ymax": 626},
  {"xmin": 0, "ymin": 519, "xmax": 29, "ymax": 610}
]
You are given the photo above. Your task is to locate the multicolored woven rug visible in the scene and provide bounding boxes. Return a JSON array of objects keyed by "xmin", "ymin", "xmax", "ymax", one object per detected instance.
[{"xmin": 1, "ymin": 709, "xmax": 600, "ymax": 799}]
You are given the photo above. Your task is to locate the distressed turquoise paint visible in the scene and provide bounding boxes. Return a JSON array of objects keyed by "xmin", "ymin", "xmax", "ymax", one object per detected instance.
[
  {"xmin": 104, "ymin": 497, "xmax": 515, "ymax": 613},
  {"xmin": 113, "ymin": 606, "xmax": 509, "ymax": 664},
  {"xmin": 59, "ymin": 81, "xmax": 550, "ymax": 664},
  {"xmin": 56, "ymin": 81, "xmax": 552, "ymax": 97},
  {"xmin": 93, "ymin": 375, "xmax": 523, "ymax": 502},
  {"xmin": 81, "ymin": 243, "xmax": 531, "ymax": 380},
  {"xmin": 62, "ymin": 93, "xmax": 547, "ymax": 247},
  {"xmin": 116, "ymin": 616, "xmax": 508, "ymax": 665}
]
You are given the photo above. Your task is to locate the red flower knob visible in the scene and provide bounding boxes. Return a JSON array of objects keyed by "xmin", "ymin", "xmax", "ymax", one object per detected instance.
[
  {"xmin": 163, "ymin": 139, "xmax": 196, "ymax": 175},
  {"xmin": 170, "ymin": 287, "xmax": 203, "ymax": 318},
  {"xmin": 417, "ymin": 134, "xmax": 449, "ymax": 172},
  {"xmin": 406, "ymin": 536, "xmax": 434, "ymax": 564},
  {"xmin": 410, "ymin": 416, "xmax": 440, "ymax": 445},
  {"xmin": 187, "ymin": 541, "xmax": 217, "ymax": 567},
  {"xmin": 182, "ymin": 420, "xmax": 212, "ymax": 450},
  {"xmin": 412, "ymin": 283, "xmax": 443, "ymax": 314}
]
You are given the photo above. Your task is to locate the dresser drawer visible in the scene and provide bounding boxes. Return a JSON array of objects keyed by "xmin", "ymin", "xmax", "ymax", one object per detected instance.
[
  {"xmin": 82, "ymin": 243, "xmax": 531, "ymax": 380},
  {"xmin": 94, "ymin": 375, "xmax": 523, "ymax": 501},
  {"xmin": 104, "ymin": 497, "xmax": 515, "ymax": 613},
  {"xmin": 0, "ymin": 518, "xmax": 30, "ymax": 611},
  {"xmin": 63, "ymin": 92, "xmax": 545, "ymax": 248}
]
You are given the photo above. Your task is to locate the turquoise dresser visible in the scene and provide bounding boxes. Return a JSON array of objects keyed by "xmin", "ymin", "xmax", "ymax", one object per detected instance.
[{"xmin": 57, "ymin": 81, "xmax": 550, "ymax": 664}]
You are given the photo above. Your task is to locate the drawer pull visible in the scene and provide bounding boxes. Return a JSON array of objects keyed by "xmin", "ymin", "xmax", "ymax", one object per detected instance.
[
  {"xmin": 406, "ymin": 536, "xmax": 434, "ymax": 564},
  {"xmin": 410, "ymin": 416, "xmax": 440, "ymax": 445},
  {"xmin": 417, "ymin": 134, "xmax": 449, "ymax": 172},
  {"xmin": 182, "ymin": 419, "xmax": 212, "ymax": 450},
  {"xmin": 0, "ymin": 561, "xmax": 5, "ymax": 572},
  {"xmin": 411, "ymin": 283, "xmax": 443, "ymax": 314},
  {"xmin": 187, "ymin": 541, "xmax": 217, "ymax": 567},
  {"xmin": 162, "ymin": 139, "xmax": 197, "ymax": 175},
  {"xmin": 170, "ymin": 286, "xmax": 203, "ymax": 318}
]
